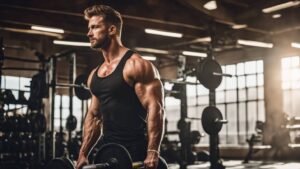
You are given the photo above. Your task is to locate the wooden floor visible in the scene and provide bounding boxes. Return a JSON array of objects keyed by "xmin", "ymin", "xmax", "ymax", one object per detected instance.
[{"xmin": 168, "ymin": 161, "xmax": 300, "ymax": 169}]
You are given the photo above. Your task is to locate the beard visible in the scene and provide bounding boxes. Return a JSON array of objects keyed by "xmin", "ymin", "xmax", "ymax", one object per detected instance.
[{"xmin": 91, "ymin": 34, "xmax": 111, "ymax": 49}]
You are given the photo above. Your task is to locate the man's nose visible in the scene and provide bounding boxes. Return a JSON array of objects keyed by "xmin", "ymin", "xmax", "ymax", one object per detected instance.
[{"xmin": 87, "ymin": 29, "xmax": 92, "ymax": 37}]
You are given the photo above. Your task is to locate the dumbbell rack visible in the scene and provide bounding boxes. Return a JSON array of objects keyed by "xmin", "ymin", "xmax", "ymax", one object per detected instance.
[{"xmin": 0, "ymin": 91, "xmax": 46, "ymax": 169}]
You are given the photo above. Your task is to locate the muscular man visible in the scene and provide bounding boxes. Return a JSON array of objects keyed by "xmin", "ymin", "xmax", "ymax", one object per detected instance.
[{"xmin": 76, "ymin": 5, "xmax": 165, "ymax": 169}]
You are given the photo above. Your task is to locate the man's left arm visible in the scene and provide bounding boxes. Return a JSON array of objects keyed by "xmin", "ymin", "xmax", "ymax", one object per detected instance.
[{"xmin": 127, "ymin": 56, "xmax": 165, "ymax": 169}]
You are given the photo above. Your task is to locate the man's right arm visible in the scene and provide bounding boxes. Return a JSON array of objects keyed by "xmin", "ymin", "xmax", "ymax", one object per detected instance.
[
  {"xmin": 78, "ymin": 95, "xmax": 102, "ymax": 157},
  {"xmin": 76, "ymin": 69, "xmax": 102, "ymax": 169}
]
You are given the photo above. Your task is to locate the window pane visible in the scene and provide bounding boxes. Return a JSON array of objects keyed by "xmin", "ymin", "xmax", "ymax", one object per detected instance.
[
  {"xmin": 20, "ymin": 77, "xmax": 31, "ymax": 91},
  {"xmin": 292, "ymin": 90, "xmax": 300, "ymax": 117},
  {"xmin": 187, "ymin": 84, "xmax": 196, "ymax": 97},
  {"xmin": 258, "ymin": 101, "xmax": 265, "ymax": 121},
  {"xmin": 283, "ymin": 90, "xmax": 292, "ymax": 115},
  {"xmin": 247, "ymin": 88, "xmax": 257, "ymax": 100},
  {"xmin": 282, "ymin": 81, "xmax": 290, "ymax": 89},
  {"xmin": 225, "ymin": 64, "xmax": 236, "ymax": 75},
  {"xmin": 227, "ymin": 103, "xmax": 238, "ymax": 144},
  {"xmin": 247, "ymin": 101, "xmax": 257, "ymax": 135},
  {"xmin": 216, "ymin": 91, "xmax": 225, "ymax": 103},
  {"xmin": 246, "ymin": 75, "xmax": 257, "ymax": 87},
  {"xmin": 291, "ymin": 68, "xmax": 300, "ymax": 81},
  {"xmin": 238, "ymin": 102, "xmax": 246, "ymax": 143},
  {"xmin": 281, "ymin": 57, "xmax": 291, "ymax": 69},
  {"xmin": 226, "ymin": 90, "xmax": 237, "ymax": 102},
  {"xmin": 197, "ymin": 85, "xmax": 209, "ymax": 95},
  {"xmin": 238, "ymin": 89, "xmax": 246, "ymax": 101},
  {"xmin": 282, "ymin": 70, "xmax": 290, "ymax": 81},
  {"xmin": 291, "ymin": 56, "xmax": 299, "ymax": 68},
  {"xmin": 258, "ymin": 87, "xmax": 264, "ymax": 99},
  {"xmin": 197, "ymin": 96, "xmax": 209, "ymax": 105},
  {"xmin": 257, "ymin": 74, "xmax": 264, "ymax": 86},
  {"xmin": 226, "ymin": 76, "xmax": 237, "ymax": 89},
  {"xmin": 245, "ymin": 61, "xmax": 256, "ymax": 74},
  {"xmin": 187, "ymin": 96, "xmax": 196, "ymax": 106},
  {"xmin": 257, "ymin": 60, "xmax": 264, "ymax": 73},
  {"xmin": 238, "ymin": 76, "xmax": 245, "ymax": 89},
  {"xmin": 237, "ymin": 63, "xmax": 244, "ymax": 75},
  {"xmin": 5, "ymin": 76, "xmax": 19, "ymax": 89},
  {"xmin": 291, "ymin": 81, "xmax": 300, "ymax": 89}
]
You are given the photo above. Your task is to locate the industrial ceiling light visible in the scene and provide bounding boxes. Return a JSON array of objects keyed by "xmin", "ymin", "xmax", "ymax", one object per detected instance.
[
  {"xmin": 291, "ymin": 42, "xmax": 300, "ymax": 48},
  {"xmin": 182, "ymin": 51, "xmax": 207, "ymax": 57},
  {"xmin": 232, "ymin": 24, "xmax": 248, "ymax": 29},
  {"xmin": 203, "ymin": 0, "xmax": 217, "ymax": 10},
  {"xmin": 135, "ymin": 47, "xmax": 170, "ymax": 54},
  {"xmin": 53, "ymin": 40, "xmax": 90, "ymax": 47},
  {"xmin": 145, "ymin": 28, "xmax": 183, "ymax": 38},
  {"xmin": 194, "ymin": 37, "xmax": 211, "ymax": 42},
  {"xmin": 262, "ymin": 1, "xmax": 300, "ymax": 13},
  {"xmin": 31, "ymin": 26, "xmax": 64, "ymax": 33},
  {"xmin": 272, "ymin": 14, "xmax": 282, "ymax": 18},
  {"xmin": 142, "ymin": 55, "xmax": 157, "ymax": 61},
  {"xmin": 237, "ymin": 39, "xmax": 274, "ymax": 48}
]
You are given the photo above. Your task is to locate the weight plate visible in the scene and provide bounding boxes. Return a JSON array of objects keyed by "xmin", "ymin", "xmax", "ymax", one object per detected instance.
[
  {"xmin": 201, "ymin": 106, "xmax": 223, "ymax": 135},
  {"xmin": 197, "ymin": 58, "xmax": 222, "ymax": 90},
  {"xmin": 74, "ymin": 74, "xmax": 91, "ymax": 100},
  {"xmin": 94, "ymin": 143, "xmax": 133, "ymax": 169}
]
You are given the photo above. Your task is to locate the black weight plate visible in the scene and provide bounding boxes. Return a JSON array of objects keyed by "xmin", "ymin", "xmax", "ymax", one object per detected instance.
[
  {"xmin": 201, "ymin": 106, "xmax": 223, "ymax": 135},
  {"xmin": 94, "ymin": 143, "xmax": 133, "ymax": 169},
  {"xmin": 46, "ymin": 157, "xmax": 74, "ymax": 169},
  {"xmin": 66, "ymin": 115, "xmax": 77, "ymax": 131},
  {"xmin": 74, "ymin": 74, "xmax": 91, "ymax": 100},
  {"xmin": 197, "ymin": 58, "xmax": 222, "ymax": 90}
]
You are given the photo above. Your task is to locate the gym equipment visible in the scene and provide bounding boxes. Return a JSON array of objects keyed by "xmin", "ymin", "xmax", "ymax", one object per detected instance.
[
  {"xmin": 201, "ymin": 106, "xmax": 228, "ymax": 135},
  {"xmin": 74, "ymin": 74, "xmax": 91, "ymax": 100},
  {"xmin": 91, "ymin": 143, "xmax": 167, "ymax": 169},
  {"xmin": 66, "ymin": 115, "xmax": 77, "ymax": 131},
  {"xmin": 196, "ymin": 58, "xmax": 232, "ymax": 90},
  {"xmin": 46, "ymin": 143, "xmax": 168, "ymax": 169},
  {"xmin": 30, "ymin": 73, "xmax": 91, "ymax": 101}
]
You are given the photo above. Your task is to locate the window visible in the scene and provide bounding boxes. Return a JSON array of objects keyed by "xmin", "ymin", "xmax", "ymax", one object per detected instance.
[
  {"xmin": 281, "ymin": 56, "xmax": 300, "ymax": 117},
  {"xmin": 1, "ymin": 75, "xmax": 31, "ymax": 112}
]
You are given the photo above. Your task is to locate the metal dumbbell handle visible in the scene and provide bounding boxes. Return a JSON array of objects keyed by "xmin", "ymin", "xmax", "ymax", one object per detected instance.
[
  {"xmin": 214, "ymin": 118, "xmax": 228, "ymax": 124},
  {"xmin": 132, "ymin": 161, "xmax": 144, "ymax": 169},
  {"xmin": 82, "ymin": 161, "xmax": 145, "ymax": 169},
  {"xmin": 212, "ymin": 72, "xmax": 233, "ymax": 77},
  {"xmin": 82, "ymin": 163, "xmax": 110, "ymax": 169}
]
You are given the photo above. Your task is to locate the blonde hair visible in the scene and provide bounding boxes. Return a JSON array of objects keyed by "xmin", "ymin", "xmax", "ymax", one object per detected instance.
[{"xmin": 84, "ymin": 5, "xmax": 123, "ymax": 35}]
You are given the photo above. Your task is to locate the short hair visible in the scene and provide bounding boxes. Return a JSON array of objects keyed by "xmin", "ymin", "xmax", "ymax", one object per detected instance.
[{"xmin": 84, "ymin": 5, "xmax": 123, "ymax": 35}]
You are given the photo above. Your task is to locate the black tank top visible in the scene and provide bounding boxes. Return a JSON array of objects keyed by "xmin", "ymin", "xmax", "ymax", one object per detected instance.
[{"xmin": 90, "ymin": 50, "xmax": 147, "ymax": 144}]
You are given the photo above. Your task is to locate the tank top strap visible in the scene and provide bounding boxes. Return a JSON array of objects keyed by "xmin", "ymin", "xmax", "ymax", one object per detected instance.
[{"xmin": 117, "ymin": 50, "xmax": 134, "ymax": 70}]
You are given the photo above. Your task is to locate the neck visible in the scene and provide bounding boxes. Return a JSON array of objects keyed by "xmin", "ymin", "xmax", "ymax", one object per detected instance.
[{"xmin": 101, "ymin": 37, "xmax": 126, "ymax": 63}]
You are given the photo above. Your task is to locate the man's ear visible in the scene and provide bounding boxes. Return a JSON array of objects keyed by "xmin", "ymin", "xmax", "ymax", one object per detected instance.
[{"xmin": 109, "ymin": 25, "xmax": 117, "ymax": 35}]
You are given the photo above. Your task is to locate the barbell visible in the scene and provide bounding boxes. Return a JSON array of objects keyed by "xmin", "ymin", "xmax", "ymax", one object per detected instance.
[
  {"xmin": 164, "ymin": 58, "xmax": 232, "ymax": 91},
  {"xmin": 29, "ymin": 72, "xmax": 91, "ymax": 101},
  {"xmin": 46, "ymin": 143, "xmax": 168, "ymax": 169}
]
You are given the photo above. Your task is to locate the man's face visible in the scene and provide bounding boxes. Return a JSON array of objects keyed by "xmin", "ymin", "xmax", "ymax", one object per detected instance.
[{"xmin": 87, "ymin": 16, "xmax": 110, "ymax": 49}]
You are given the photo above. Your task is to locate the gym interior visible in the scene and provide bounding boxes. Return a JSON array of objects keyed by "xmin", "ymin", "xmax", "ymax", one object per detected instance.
[{"xmin": 1, "ymin": 0, "xmax": 300, "ymax": 169}]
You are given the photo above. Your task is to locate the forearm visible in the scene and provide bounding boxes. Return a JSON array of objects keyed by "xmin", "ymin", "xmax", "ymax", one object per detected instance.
[
  {"xmin": 147, "ymin": 105, "xmax": 165, "ymax": 152},
  {"xmin": 79, "ymin": 111, "xmax": 102, "ymax": 157}
]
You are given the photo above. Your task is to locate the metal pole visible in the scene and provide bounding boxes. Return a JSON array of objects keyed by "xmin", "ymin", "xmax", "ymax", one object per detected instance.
[{"xmin": 50, "ymin": 57, "xmax": 57, "ymax": 158}]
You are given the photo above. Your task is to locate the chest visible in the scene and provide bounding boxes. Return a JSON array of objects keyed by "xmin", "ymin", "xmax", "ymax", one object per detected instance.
[{"xmin": 98, "ymin": 62, "xmax": 119, "ymax": 77}]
